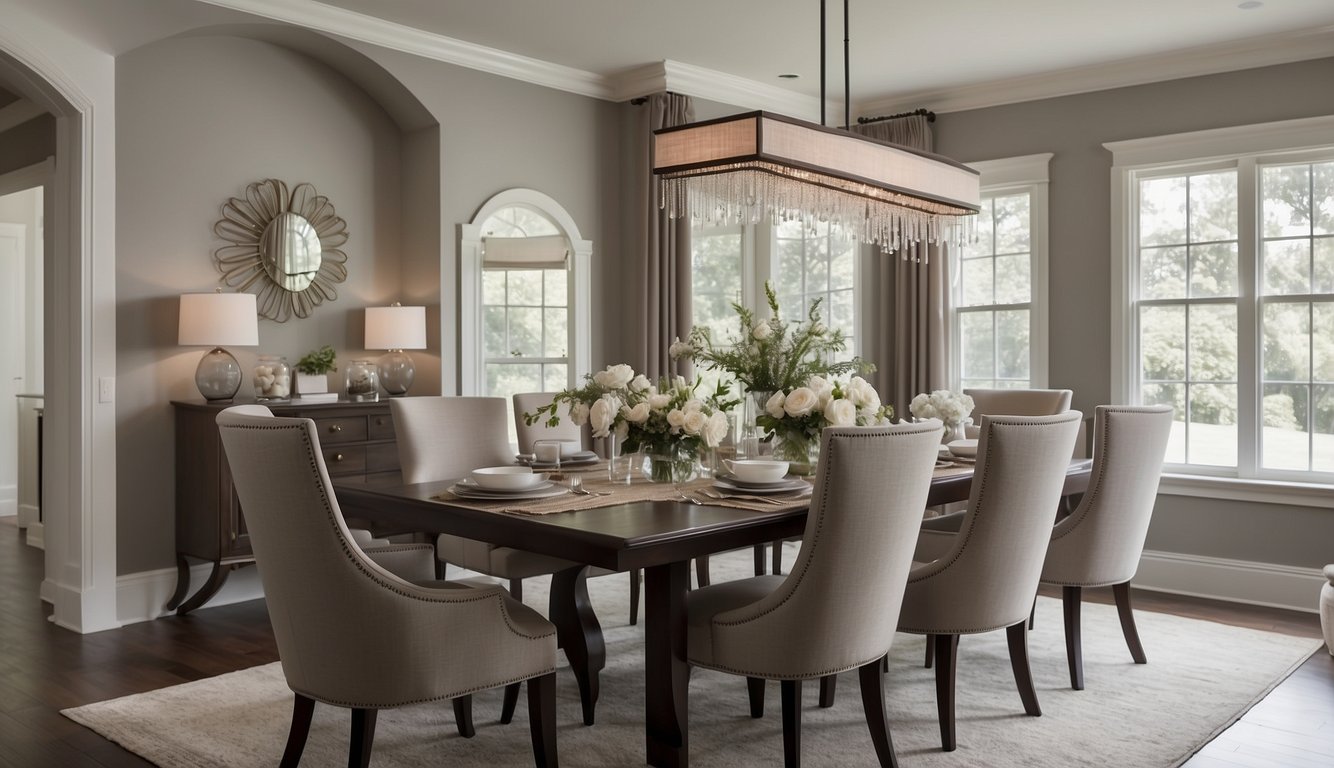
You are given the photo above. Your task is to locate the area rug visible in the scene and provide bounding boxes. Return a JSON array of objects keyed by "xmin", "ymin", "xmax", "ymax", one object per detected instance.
[{"xmin": 64, "ymin": 547, "xmax": 1321, "ymax": 767}]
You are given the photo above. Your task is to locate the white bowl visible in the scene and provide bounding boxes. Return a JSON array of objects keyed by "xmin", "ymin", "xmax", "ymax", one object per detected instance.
[
  {"xmin": 725, "ymin": 459, "xmax": 790, "ymax": 483},
  {"xmin": 471, "ymin": 466, "xmax": 546, "ymax": 490},
  {"xmin": 946, "ymin": 439, "xmax": 978, "ymax": 458}
]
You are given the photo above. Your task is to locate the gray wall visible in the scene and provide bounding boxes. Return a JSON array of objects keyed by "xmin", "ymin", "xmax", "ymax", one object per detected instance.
[
  {"xmin": 0, "ymin": 114, "xmax": 54, "ymax": 177},
  {"xmin": 933, "ymin": 57, "xmax": 1334, "ymax": 569}
]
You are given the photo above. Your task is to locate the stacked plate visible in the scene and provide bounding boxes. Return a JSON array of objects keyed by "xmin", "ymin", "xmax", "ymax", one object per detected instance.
[
  {"xmin": 517, "ymin": 450, "xmax": 601, "ymax": 469},
  {"xmin": 449, "ymin": 476, "xmax": 570, "ymax": 501},
  {"xmin": 713, "ymin": 473, "xmax": 812, "ymax": 496},
  {"xmin": 945, "ymin": 439, "xmax": 978, "ymax": 463}
]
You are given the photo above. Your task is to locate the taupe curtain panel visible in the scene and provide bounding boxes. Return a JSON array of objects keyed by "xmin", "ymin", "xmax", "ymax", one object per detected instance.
[
  {"xmin": 635, "ymin": 92, "xmax": 695, "ymax": 379},
  {"xmin": 851, "ymin": 115, "xmax": 947, "ymax": 419}
]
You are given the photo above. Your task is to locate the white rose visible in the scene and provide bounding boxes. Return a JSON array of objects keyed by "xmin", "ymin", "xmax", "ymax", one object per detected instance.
[
  {"xmin": 569, "ymin": 401, "xmax": 590, "ymax": 426},
  {"xmin": 615, "ymin": 420, "xmax": 630, "ymax": 439},
  {"xmin": 589, "ymin": 397, "xmax": 617, "ymax": 438},
  {"xmin": 622, "ymin": 402, "xmax": 651, "ymax": 423},
  {"xmin": 704, "ymin": 410, "xmax": 730, "ymax": 447},
  {"xmin": 593, "ymin": 364, "xmax": 634, "ymax": 390},
  {"xmin": 808, "ymin": 375, "xmax": 832, "ymax": 397},
  {"xmin": 666, "ymin": 408, "xmax": 687, "ymax": 429},
  {"xmin": 826, "ymin": 398, "xmax": 857, "ymax": 427},
  {"xmin": 648, "ymin": 393, "xmax": 672, "ymax": 410},
  {"xmin": 681, "ymin": 398, "xmax": 703, "ymax": 414},
  {"xmin": 909, "ymin": 392, "xmax": 935, "ymax": 420},
  {"xmin": 683, "ymin": 410, "xmax": 708, "ymax": 436},
  {"xmin": 846, "ymin": 377, "xmax": 880, "ymax": 410},
  {"xmin": 669, "ymin": 337, "xmax": 693, "ymax": 359},
  {"xmin": 783, "ymin": 387, "xmax": 818, "ymax": 417},
  {"xmin": 629, "ymin": 374, "xmax": 652, "ymax": 392},
  {"xmin": 752, "ymin": 321, "xmax": 772, "ymax": 341},
  {"xmin": 959, "ymin": 393, "xmax": 976, "ymax": 414},
  {"xmin": 765, "ymin": 391, "xmax": 787, "ymax": 418}
]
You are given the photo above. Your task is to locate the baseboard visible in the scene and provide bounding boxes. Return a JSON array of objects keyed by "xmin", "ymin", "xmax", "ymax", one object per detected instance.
[
  {"xmin": 25, "ymin": 520, "xmax": 43, "ymax": 549},
  {"xmin": 116, "ymin": 562, "xmax": 265, "ymax": 626},
  {"xmin": 16, "ymin": 502, "xmax": 38, "ymax": 527},
  {"xmin": 1136, "ymin": 550, "xmax": 1324, "ymax": 614},
  {"xmin": 0, "ymin": 483, "xmax": 15, "ymax": 516}
]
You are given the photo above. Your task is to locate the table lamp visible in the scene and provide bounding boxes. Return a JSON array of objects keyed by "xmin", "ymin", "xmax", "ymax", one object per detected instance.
[
  {"xmin": 365, "ymin": 303, "xmax": 426, "ymax": 396},
  {"xmin": 178, "ymin": 290, "xmax": 259, "ymax": 401}
]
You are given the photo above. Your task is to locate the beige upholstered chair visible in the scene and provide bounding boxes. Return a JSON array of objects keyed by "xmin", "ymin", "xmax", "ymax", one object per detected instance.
[
  {"xmin": 900, "ymin": 411, "xmax": 1082, "ymax": 752},
  {"xmin": 687, "ymin": 422, "xmax": 943, "ymax": 768},
  {"xmin": 1040, "ymin": 404, "xmax": 1173, "ymax": 689},
  {"xmin": 215, "ymin": 407, "xmax": 558, "ymax": 768},
  {"xmin": 963, "ymin": 388, "xmax": 1073, "ymax": 432}
]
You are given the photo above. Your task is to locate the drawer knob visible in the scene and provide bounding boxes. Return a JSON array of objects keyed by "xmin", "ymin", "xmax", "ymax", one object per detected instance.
[
  {"xmin": 333, "ymin": 453, "xmax": 344, "ymax": 462},
  {"xmin": 328, "ymin": 424, "xmax": 342, "ymax": 433}
]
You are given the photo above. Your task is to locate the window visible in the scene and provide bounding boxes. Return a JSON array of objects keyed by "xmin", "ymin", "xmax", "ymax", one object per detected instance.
[
  {"xmin": 1109, "ymin": 117, "xmax": 1334, "ymax": 484},
  {"xmin": 951, "ymin": 154, "xmax": 1052, "ymax": 392},
  {"xmin": 773, "ymin": 220, "xmax": 858, "ymax": 364}
]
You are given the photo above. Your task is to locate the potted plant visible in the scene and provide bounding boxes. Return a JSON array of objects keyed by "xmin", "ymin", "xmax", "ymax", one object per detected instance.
[{"xmin": 294, "ymin": 345, "xmax": 337, "ymax": 396}]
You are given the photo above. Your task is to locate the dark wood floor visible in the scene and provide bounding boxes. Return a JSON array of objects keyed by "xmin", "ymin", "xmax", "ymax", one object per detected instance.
[{"xmin": 0, "ymin": 518, "xmax": 1328, "ymax": 767}]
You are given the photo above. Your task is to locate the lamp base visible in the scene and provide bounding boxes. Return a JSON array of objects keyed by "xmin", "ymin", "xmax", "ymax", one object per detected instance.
[
  {"xmin": 196, "ymin": 347, "xmax": 243, "ymax": 401},
  {"xmin": 377, "ymin": 350, "xmax": 415, "ymax": 396}
]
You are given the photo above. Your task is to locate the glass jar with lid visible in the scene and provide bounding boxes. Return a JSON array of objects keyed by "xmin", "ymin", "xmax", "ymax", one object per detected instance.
[
  {"xmin": 345, "ymin": 359, "xmax": 380, "ymax": 402},
  {"xmin": 252, "ymin": 355, "xmax": 291, "ymax": 402}
]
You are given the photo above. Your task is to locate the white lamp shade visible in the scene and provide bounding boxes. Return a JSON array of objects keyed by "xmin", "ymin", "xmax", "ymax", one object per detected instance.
[
  {"xmin": 365, "ymin": 305, "xmax": 426, "ymax": 350},
  {"xmin": 178, "ymin": 292, "xmax": 259, "ymax": 347}
]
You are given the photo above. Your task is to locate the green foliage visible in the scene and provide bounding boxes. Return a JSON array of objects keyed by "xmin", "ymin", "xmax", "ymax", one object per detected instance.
[{"xmin": 295, "ymin": 345, "xmax": 337, "ymax": 375}]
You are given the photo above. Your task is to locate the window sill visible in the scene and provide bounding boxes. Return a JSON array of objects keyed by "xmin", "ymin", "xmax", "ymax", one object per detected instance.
[{"xmin": 1157, "ymin": 473, "xmax": 1333, "ymax": 509}]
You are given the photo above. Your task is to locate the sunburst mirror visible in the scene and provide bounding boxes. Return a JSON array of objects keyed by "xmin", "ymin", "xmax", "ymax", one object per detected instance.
[{"xmin": 213, "ymin": 179, "xmax": 349, "ymax": 322}]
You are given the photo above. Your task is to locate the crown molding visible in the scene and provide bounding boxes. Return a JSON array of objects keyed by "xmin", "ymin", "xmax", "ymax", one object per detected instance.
[
  {"xmin": 857, "ymin": 24, "xmax": 1334, "ymax": 117},
  {"xmin": 0, "ymin": 98, "xmax": 45, "ymax": 133},
  {"xmin": 193, "ymin": 0, "xmax": 615, "ymax": 100}
]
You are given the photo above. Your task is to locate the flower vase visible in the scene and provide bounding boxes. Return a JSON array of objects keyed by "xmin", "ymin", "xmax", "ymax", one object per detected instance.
[
  {"xmin": 642, "ymin": 445, "xmax": 698, "ymax": 488},
  {"xmin": 944, "ymin": 418, "xmax": 970, "ymax": 444},
  {"xmin": 772, "ymin": 429, "xmax": 819, "ymax": 476},
  {"xmin": 740, "ymin": 390, "xmax": 774, "ymax": 459}
]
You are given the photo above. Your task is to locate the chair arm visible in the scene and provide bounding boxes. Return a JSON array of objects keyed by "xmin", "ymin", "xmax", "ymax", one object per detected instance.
[
  {"xmin": 363, "ymin": 543, "xmax": 437, "ymax": 582},
  {"xmin": 913, "ymin": 528, "xmax": 958, "ymax": 564}
]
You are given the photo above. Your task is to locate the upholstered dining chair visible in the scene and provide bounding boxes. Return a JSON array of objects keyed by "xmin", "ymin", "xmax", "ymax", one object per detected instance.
[
  {"xmin": 686, "ymin": 421, "xmax": 943, "ymax": 768},
  {"xmin": 1040, "ymin": 404, "xmax": 1173, "ymax": 690},
  {"xmin": 512, "ymin": 392, "xmax": 641, "ymax": 626},
  {"xmin": 900, "ymin": 411, "xmax": 1082, "ymax": 752},
  {"xmin": 215, "ymin": 407, "xmax": 559, "ymax": 768},
  {"xmin": 962, "ymin": 388, "xmax": 1074, "ymax": 436}
]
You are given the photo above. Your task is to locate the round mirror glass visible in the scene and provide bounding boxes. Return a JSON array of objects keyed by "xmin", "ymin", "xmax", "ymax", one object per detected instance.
[{"xmin": 260, "ymin": 212, "xmax": 323, "ymax": 292}]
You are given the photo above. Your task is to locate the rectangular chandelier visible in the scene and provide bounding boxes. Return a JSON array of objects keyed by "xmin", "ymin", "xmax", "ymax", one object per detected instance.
[{"xmin": 653, "ymin": 111, "xmax": 980, "ymax": 254}]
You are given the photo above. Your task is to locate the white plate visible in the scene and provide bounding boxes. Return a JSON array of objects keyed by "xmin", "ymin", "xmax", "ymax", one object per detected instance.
[
  {"xmin": 518, "ymin": 451, "xmax": 600, "ymax": 468},
  {"xmin": 716, "ymin": 472, "xmax": 796, "ymax": 490},
  {"xmin": 448, "ymin": 482, "xmax": 569, "ymax": 501},
  {"xmin": 456, "ymin": 477, "xmax": 554, "ymax": 494},
  {"xmin": 713, "ymin": 477, "xmax": 812, "ymax": 495}
]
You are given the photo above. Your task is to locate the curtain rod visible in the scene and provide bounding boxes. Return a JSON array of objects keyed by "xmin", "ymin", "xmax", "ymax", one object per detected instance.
[{"xmin": 857, "ymin": 108, "xmax": 936, "ymax": 125}]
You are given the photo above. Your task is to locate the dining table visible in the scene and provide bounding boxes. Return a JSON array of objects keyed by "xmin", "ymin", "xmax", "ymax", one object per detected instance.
[{"xmin": 335, "ymin": 457, "xmax": 1093, "ymax": 768}]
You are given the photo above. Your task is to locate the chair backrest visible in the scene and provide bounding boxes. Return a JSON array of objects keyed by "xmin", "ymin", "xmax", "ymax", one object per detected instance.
[
  {"xmin": 512, "ymin": 392, "xmax": 590, "ymax": 453},
  {"xmin": 901, "ymin": 411, "xmax": 1082, "ymax": 633},
  {"xmin": 390, "ymin": 396, "xmax": 514, "ymax": 483},
  {"xmin": 1042, "ymin": 405, "xmax": 1173, "ymax": 587},
  {"xmin": 964, "ymin": 388, "xmax": 1073, "ymax": 421},
  {"xmin": 705, "ymin": 421, "xmax": 944, "ymax": 675}
]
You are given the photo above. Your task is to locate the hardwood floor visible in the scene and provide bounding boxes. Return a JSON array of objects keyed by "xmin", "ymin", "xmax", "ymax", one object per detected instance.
[{"xmin": 0, "ymin": 517, "xmax": 1328, "ymax": 767}]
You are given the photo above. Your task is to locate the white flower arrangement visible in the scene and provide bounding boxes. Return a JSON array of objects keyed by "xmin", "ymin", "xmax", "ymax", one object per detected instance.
[
  {"xmin": 756, "ymin": 376, "xmax": 894, "ymax": 470},
  {"xmin": 909, "ymin": 389, "xmax": 976, "ymax": 427}
]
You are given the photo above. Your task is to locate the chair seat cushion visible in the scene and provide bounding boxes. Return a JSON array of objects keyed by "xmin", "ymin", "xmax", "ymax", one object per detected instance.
[{"xmin": 686, "ymin": 575, "xmax": 785, "ymax": 669}]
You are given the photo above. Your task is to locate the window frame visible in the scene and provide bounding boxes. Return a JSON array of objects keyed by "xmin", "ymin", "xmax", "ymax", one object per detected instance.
[
  {"xmin": 1107, "ymin": 115, "xmax": 1334, "ymax": 502},
  {"xmin": 949, "ymin": 153, "xmax": 1053, "ymax": 392}
]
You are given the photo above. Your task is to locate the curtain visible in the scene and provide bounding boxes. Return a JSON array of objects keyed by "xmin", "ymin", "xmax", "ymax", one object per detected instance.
[
  {"xmin": 851, "ymin": 114, "xmax": 948, "ymax": 419},
  {"xmin": 633, "ymin": 92, "xmax": 695, "ymax": 379}
]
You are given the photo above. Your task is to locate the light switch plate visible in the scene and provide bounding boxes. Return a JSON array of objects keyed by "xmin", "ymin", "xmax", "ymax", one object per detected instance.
[{"xmin": 98, "ymin": 376, "xmax": 114, "ymax": 403}]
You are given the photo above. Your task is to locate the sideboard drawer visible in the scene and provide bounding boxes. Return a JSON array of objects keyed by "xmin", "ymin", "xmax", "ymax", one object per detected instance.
[
  {"xmin": 321, "ymin": 444, "xmax": 366, "ymax": 475},
  {"xmin": 368, "ymin": 412, "xmax": 396, "ymax": 440},
  {"xmin": 365, "ymin": 442, "xmax": 400, "ymax": 472},
  {"xmin": 315, "ymin": 416, "xmax": 367, "ymax": 444}
]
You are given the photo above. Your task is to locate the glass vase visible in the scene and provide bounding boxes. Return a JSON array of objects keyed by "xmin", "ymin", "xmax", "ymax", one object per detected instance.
[
  {"xmin": 642, "ymin": 444, "xmax": 698, "ymax": 488},
  {"xmin": 345, "ymin": 359, "xmax": 380, "ymax": 402},
  {"xmin": 771, "ymin": 428, "xmax": 819, "ymax": 476},
  {"xmin": 252, "ymin": 355, "xmax": 291, "ymax": 402},
  {"xmin": 740, "ymin": 389, "xmax": 774, "ymax": 459}
]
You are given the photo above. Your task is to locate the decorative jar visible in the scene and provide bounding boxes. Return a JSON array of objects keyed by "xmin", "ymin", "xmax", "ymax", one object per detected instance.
[
  {"xmin": 771, "ymin": 429, "xmax": 819, "ymax": 476},
  {"xmin": 642, "ymin": 444, "xmax": 698, "ymax": 488},
  {"xmin": 345, "ymin": 359, "xmax": 380, "ymax": 402},
  {"xmin": 252, "ymin": 355, "xmax": 291, "ymax": 402}
]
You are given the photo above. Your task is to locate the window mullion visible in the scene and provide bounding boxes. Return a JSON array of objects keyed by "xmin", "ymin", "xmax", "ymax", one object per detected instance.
[{"xmin": 1236, "ymin": 157, "xmax": 1259, "ymax": 478}]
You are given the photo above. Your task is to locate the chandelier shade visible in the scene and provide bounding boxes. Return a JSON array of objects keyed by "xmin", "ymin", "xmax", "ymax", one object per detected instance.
[{"xmin": 653, "ymin": 111, "xmax": 980, "ymax": 253}]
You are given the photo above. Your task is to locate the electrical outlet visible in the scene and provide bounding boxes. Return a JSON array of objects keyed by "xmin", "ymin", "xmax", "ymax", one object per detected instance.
[{"xmin": 98, "ymin": 376, "xmax": 115, "ymax": 403}]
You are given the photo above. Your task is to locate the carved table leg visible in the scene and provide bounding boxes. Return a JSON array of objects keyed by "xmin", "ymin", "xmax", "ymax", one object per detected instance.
[{"xmin": 549, "ymin": 565, "xmax": 605, "ymax": 726}]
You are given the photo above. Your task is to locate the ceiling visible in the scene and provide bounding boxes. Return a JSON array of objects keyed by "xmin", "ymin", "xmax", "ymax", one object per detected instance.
[{"xmin": 303, "ymin": 0, "xmax": 1334, "ymax": 114}]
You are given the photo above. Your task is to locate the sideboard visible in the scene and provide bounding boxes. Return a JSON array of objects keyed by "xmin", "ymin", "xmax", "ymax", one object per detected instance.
[{"xmin": 167, "ymin": 399, "xmax": 401, "ymax": 614}]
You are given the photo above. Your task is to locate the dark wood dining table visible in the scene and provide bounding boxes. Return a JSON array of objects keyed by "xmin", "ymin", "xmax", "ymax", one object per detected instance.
[{"xmin": 335, "ymin": 459, "xmax": 1093, "ymax": 768}]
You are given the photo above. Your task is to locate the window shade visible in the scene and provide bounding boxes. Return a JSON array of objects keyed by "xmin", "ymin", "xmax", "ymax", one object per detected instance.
[{"xmin": 482, "ymin": 235, "xmax": 569, "ymax": 269}]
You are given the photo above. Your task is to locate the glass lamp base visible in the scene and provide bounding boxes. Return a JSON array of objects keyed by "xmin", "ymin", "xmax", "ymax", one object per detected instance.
[
  {"xmin": 195, "ymin": 347, "xmax": 243, "ymax": 401},
  {"xmin": 377, "ymin": 350, "xmax": 416, "ymax": 396}
]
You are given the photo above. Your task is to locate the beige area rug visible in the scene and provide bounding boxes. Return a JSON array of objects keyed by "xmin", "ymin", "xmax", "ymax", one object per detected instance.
[{"xmin": 64, "ymin": 547, "xmax": 1320, "ymax": 768}]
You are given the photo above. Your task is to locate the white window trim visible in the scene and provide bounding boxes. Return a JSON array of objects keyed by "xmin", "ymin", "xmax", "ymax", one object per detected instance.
[
  {"xmin": 950, "ymin": 152, "xmax": 1053, "ymax": 391},
  {"xmin": 458, "ymin": 188, "xmax": 591, "ymax": 395},
  {"xmin": 1106, "ymin": 114, "xmax": 1334, "ymax": 502}
]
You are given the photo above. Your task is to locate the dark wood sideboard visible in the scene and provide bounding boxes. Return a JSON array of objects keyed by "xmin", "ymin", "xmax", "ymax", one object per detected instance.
[{"xmin": 167, "ymin": 399, "xmax": 401, "ymax": 614}]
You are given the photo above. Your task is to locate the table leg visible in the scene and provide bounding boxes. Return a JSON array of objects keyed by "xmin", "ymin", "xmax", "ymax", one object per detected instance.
[
  {"xmin": 549, "ymin": 565, "xmax": 605, "ymax": 726},
  {"xmin": 645, "ymin": 561, "xmax": 690, "ymax": 768}
]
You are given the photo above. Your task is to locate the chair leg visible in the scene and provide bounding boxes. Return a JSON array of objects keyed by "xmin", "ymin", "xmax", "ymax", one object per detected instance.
[
  {"xmin": 1063, "ymin": 585, "xmax": 1085, "ymax": 690},
  {"xmin": 453, "ymin": 695, "xmax": 476, "ymax": 737},
  {"xmin": 348, "ymin": 708, "xmax": 378, "ymax": 768},
  {"xmin": 924, "ymin": 634, "xmax": 935, "ymax": 668},
  {"xmin": 629, "ymin": 569, "xmax": 641, "ymax": 626},
  {"xmin": 695, "ymin": 556, "xmax": 711, "ymax": 588},
  {"xmin": 279, "ymin": 693, "xmax": 315, "ymax": 768},
  {"xmin": 1005, "ymin": 622, "xmax": 1042, "ymax": 717},
  {"xmin": 781, "ymin": 679, "xmax": 802, "ymax": 768},
  {"xmin": 747, "ymin": 676, "xmax": 766, "ymax": 718},
  {"xmin": 509, "ymin": 578, "xmax": 523, "ymax": 601},
  {"xmin": 501, "ymin": 683, "xmax": 522, "ymax": 725},
  {"xmin": 858, "ymin": 657, "xmax": 900, "ymax": 768},
  {"xmin": 527, "ymin": 672, "xmax": 559, "ymax": 768},
  {"xmin": 772, "ymin": 539, "xmax": 784, "ymax": 575},
  {"xmin": 818, "ymin": 674, "xmax": 837, "ymax": 708},
  {"xmin": 933, "ymin": 634, "xmax": 959, "ymax": 751},
  {"xmin": 753, "ymin": 543, "xmax": 767, "ymax": 575},
  {"xmin": 1113, "ymin": 581, "xmax": 1148, "ymax": 664},
  {"xmin": 1028, "ymin": 595, "xmax": 1037, "ymax": 630}
]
